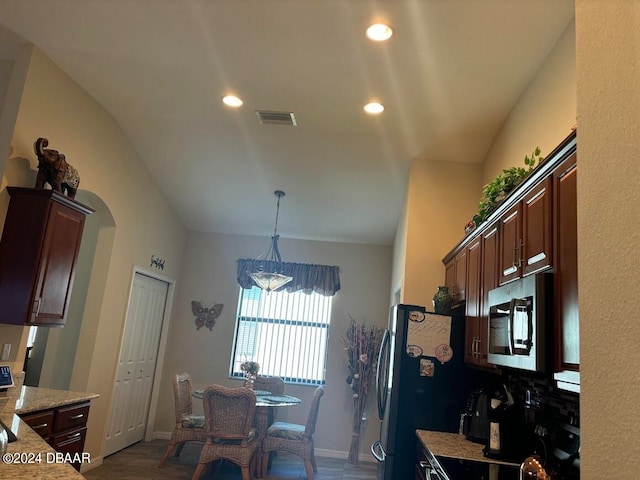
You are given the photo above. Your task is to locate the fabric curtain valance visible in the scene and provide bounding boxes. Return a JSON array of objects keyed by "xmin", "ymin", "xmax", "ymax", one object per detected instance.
[{"xmin": 237, "ymin": 258, "xmax": 341, "ymax": 296}]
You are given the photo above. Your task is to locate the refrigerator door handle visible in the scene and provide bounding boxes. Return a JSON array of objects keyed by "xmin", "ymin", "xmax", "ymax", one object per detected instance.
[
  {"xmin": 376, "ymin": 329, "xmax": 391, "ymax": 420},
  {"xmin": 370, "ymin": 440, "xmax": 386, "ymax": 463}
]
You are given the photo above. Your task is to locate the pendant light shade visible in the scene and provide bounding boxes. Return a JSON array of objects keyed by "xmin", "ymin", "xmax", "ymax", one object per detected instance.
[{"xmin": 247, "ymin": 190, "xmax": 293, "ymax": 292}]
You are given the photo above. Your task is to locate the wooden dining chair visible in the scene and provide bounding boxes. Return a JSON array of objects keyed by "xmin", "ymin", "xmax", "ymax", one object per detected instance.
[
  {"xmin": 191, "ymin": 385, "xmax": 259, "ymax": 480},
  {"xmin": 261, "ymin": 386, "xmax": 325, "ymax": 479},
  {"xmin": 159, "ymin": 373, "xmax": 206, "ymax": 467}
]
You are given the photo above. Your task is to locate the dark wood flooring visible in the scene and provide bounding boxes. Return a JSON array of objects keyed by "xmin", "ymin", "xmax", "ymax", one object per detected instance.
[{"xmin": 83, "ymin": 439, "xmax": 378, "ymax": 480}]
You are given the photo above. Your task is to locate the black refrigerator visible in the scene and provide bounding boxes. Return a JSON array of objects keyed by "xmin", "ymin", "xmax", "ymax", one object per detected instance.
[{"xmin": 371, "ymin": 304, "xmax": 469, "ymax": 480}]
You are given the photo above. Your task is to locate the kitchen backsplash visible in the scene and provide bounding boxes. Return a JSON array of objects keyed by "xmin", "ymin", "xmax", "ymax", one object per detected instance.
[
  {"xmin": 506, "ymin": 372, "xmax": 579, "ymax": 426},
  {"xmin": 467, "ymin": 368, "xmax": 579, "ymax": 428}
]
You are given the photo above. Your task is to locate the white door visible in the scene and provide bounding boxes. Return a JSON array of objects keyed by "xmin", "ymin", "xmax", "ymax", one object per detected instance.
[{"xmin": 105, "ymin": 272, "xmax": 169, "ymax": 456}]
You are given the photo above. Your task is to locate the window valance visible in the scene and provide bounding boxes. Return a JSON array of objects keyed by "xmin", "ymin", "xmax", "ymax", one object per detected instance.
[{"xmin": 236, "ymin": 258, "xmax": 341, "ymax": 296}]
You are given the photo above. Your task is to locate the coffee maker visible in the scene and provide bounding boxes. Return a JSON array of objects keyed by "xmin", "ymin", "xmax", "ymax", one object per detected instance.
[
  {"xmin": 461, "ymin": 389, "xmax": 490, "ymax": 444},
  {"xmin": 483, "ymin": 384, "xmax": 532, "ymax": 462}
]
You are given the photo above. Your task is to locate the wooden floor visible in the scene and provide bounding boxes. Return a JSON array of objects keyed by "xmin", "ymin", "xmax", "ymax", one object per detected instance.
[{"xmin": 84, "ymin": 439, "xmax": 378, "ymax": 480}]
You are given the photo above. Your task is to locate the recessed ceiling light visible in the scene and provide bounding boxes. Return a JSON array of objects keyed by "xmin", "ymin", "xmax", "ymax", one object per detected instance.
[
  {"xmin": 222, "ymin": 95, "xmax": 243, "ymax": 107},
  {"xmin": 366, "ymin": 23, "xmax": 393, "ymax": 42},
  {"xmin": 364, "ymin": 102, "xmax": 384, "ymax": 115}
]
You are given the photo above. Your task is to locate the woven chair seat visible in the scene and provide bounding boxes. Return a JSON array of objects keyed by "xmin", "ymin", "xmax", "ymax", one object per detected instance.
[
  {"xmin": 212, "ymin": 427, "xmax": 258, "ymax": 444},
  {"xmin": 181, "ymin": 414, "xmax": 205, "ymax": 429},
  {"xmin": 266, "ymin": 421, "xmax": 305, "ymax": 440}
]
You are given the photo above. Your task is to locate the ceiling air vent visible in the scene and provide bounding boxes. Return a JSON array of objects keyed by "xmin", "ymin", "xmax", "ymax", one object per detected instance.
[{"xmin": 255, "ymin": 110, "xmax": 297, "ymax": 126}]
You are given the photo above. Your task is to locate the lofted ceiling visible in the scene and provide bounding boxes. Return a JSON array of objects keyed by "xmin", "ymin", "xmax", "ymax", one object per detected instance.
[{"xmin": 0, "ymin": 1, "xmax": 574, "ymax": 245}]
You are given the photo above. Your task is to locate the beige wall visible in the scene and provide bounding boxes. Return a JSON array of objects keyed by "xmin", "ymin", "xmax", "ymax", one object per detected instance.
[
  {"xmin": 576, "ymin": 1, "xmax": 640, "ymax": 478},
  {"xmin": 0, "ymin": 47, "xmax": 187, "ymax": 462},
  {"xmin": 402, "ymin": 159, "xmax": 482, "ymax": 306},
  {"xmin": 396, "ymin": 19, "xmax": 576, "ymax": 308},
  {"xmin": 155, "ymin": 231, "xmax": 392, "ymax": 458},
  {"xmin": 482, "ymin": 20, "xmax": 576, "ymax": 183}
]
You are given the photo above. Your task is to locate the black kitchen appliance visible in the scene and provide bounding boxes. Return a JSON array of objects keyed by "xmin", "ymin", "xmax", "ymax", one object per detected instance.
[
  {"xmin": 462, "ymin": 389, "xmax": 490, "ymax": 444},
  {"xmin": 371, "ymin": 304, "xmax": 469, "ymax": 480}
]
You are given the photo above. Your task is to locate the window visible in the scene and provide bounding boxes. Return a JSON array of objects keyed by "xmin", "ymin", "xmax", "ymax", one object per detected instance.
[{"xmin": 230, "ymin": 286, "xmax": 333, "ymax": 385}]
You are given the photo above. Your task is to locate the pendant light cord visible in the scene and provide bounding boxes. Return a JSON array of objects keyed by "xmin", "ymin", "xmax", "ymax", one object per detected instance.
[
  {"xmin": 273, "ymin": 193, "xmax": 282, "ymax": 238},
  {"xmin": 270, "ymin": 190, "xmax": 286, "ymax": 263}
]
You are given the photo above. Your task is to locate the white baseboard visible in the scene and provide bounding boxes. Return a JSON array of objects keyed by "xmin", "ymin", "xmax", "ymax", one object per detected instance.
[
  {"xmin": 314, "ymin": 448, "xmax": 376, "ymax": 464},
  {"xmin": 80, "ymin": 455, "xmax": 103, "ymax": 473},
  {"xmin": 152, "ymin": 430, "xmax": 172, "ymax": 440}
]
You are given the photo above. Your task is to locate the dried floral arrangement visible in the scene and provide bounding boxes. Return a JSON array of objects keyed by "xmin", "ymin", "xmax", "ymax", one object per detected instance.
[
  {"xmin": 240, "ymin": 360, "xmax": 260, "ymax": 376},
  {"xmin": 343, "ymin": 315, "xmax": 384, "ymax": 464}
]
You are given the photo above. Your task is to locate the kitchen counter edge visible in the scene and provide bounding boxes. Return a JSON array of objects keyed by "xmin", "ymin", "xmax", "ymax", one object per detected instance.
[
  {"xmin": 0, "ymin": 386, "xmax": 100, "ymax": 479},
  {"xmin": 416, "ymin": 429, "xmax": 520, "ymax": 467}
]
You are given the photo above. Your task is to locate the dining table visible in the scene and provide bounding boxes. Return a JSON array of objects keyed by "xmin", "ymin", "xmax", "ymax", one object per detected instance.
[{"xmin": 192, "ymin": 388, "xmax": 302, "ymax": 475}]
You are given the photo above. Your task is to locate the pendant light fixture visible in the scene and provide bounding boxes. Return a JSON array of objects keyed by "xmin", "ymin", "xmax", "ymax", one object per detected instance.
[{"xmin": 247, "ymin": 190, "xmax": 293, "ymax": 292}]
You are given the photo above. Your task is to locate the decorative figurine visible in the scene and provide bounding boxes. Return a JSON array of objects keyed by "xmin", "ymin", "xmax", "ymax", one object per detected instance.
[{"xmin": 34, "ymin": 137, "xmax": 80, "ymax": 199}]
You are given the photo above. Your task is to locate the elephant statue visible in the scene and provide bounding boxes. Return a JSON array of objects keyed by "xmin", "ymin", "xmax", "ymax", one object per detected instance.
[{"xmin": 34, "ymin": 137, "xmax": 80, "ymax": 199}]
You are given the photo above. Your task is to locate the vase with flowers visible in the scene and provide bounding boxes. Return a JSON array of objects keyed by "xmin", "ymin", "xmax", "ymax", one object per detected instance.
[{"xmin": 240, "ymin": 360, "xmax": 260, "ymax": 388}]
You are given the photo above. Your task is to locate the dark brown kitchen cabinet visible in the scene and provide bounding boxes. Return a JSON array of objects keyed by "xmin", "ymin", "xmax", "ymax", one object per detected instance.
[
  {"xmin": 0, "ymin": 187, "xmax": 93, "ymax": 326},
  {"xmin": 20, "ymin": 401, "xmax": 91, "ymax": 471},
  {"xmin": 553, "ymin": 153, "xmax": 580, "ymax": 392},
  {"xmin": 444, "ymin": 248, "xmax": 466, "ymax": 306},
  {"xmin": 498, "ymin": 177, "xmax": 552, "ymax": 285},
  {"xmin": 466, "ymin": 224, "xmax": 499, "ymax": 368},
  {"xmin": 444, "ymin": 259, "xmax": 455, "ymax": 302},
  {"xmin": 464, "ymin": 238, "xmax": 481, "ymax": 365}
]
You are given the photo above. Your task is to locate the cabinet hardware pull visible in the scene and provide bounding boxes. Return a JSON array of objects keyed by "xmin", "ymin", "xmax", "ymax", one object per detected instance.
[
  {"xmin": 513, "ymin": 242, "xmax": 518, "ymax": 268},
  {"xmin": 517, "ymin": 239, "xmax": 525, "ymax": 267},
  {"xmin": 67, "ymin": 432, "xmax": 82, "ymax": 439},
  {"xmin": 32, "ymin": 423, "xmax": 48, "ymax": 429},
  {"xmin": 32, "ymin": 298, "xmax": 41, "ymax": 317},
  {"xmin": 419, "ymin": 461, "xmax": 429, "ymax": 468},
  {"xmin": 70, "ymin": 414, "xmax": 84, "ymax": 419}
]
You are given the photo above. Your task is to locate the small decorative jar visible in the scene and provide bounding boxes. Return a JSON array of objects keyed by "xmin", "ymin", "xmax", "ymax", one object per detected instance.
[{"xmin": 433, "ymin": 286, "xmax": 454, "ymax": 314}]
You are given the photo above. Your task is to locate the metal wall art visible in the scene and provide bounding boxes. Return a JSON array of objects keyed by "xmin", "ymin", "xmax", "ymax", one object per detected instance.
[
  {"xmin": 150, "ymin": 255, "xmax": 165, "ymax": 270},
  {"xmin": 191, "ymin": 301, "xmax": 223, "ymax": 331}
]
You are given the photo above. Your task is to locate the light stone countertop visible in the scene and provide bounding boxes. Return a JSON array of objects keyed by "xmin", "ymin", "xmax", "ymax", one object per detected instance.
[
  {"xmin": 416, "ymin": 429, "xmax": 520, "ymax": 466},
  {"xmin": 0, "ymin": 385, "xmax": 99, "ymax": 479}
]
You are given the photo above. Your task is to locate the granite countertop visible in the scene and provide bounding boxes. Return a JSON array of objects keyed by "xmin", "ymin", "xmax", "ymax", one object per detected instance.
[
  {"xmin": 416, "ymin": 429, "xmax": 519, "ymax": 467},
  {"xmin": 2, "ymin": 386, "xmax": 99, "ymax": 416},
  {"xmin": 0, "ymin": 386, "xmax": 99, "ymax": 479}
]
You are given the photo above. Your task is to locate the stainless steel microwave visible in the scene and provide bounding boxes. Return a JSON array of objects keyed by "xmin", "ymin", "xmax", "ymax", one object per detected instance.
[{"xmin": 487, "ymin": 273, "xmax": 552, "ymax": 372}]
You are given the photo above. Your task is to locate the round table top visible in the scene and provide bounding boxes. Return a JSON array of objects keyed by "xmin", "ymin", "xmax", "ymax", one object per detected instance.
[{"xmin": 192, "ymin": 389, "xmax": 301, "ymax": 407}]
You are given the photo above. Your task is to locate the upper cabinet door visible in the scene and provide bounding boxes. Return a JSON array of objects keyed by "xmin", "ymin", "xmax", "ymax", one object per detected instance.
[
  {"xmin": 0, "ymin": 187, "xmax": 92, "ymax": 326},
  {"xmin": 465, "ymin": 238, "xmax": 482, "ymax": 318},
  {"xmin": 553, "ymin": 153, "xmax": 579, "ymax": 390},
  {"xmin": 33, "ymin": 202, "xmax": 87, "ymax": 325},
  {"xmin": 498, "ymin": 202, "xmax": 522, "ymax": 285},
  {"xmin": 453, "ymin": 248, "xmax": 467, "ymax": 303},
  {"xmin": 522, "ymin": 177, "xmax": 553, "ymax": 277}
]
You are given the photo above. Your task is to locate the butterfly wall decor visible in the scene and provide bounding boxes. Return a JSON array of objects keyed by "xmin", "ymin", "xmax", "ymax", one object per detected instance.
[{"xmin": 191, "ymin": 301, "xmax": 223, "ymax": 331}]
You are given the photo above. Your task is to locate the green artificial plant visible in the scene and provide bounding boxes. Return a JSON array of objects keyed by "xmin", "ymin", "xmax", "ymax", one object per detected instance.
[{"xmin": 472, "ymin": 147, "xmax": 544, "ymax": 226}]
